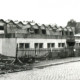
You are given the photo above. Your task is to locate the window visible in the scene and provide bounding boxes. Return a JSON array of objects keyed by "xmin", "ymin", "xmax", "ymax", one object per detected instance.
[
  {"xmin": 47, "ymin": 43, "xmax": 50, "ymax": 48},
  {"xmin": 47, "ymin": 43, "xmax": 55, "ymax": 48},
  {"xmin": 34, "ymin": 29, "xmax": 39, "ymax": 34},
  {"xmin": 19, "ymin": 43, "xmax": 30, "ymax": 49},
  {"xmin": 61, "ymin": 31, "xmax": 64, "ymax": 35},
  {"xmin": 42, "ymin": 30, "xmax": 46, "ymax": 34},
  {"xmin": 27, "ymin": 28, "xmax": 30, "ymax": 32},
  {"xmin": 79, "ymin": 43, "xmax": 80, "ymax": 46},
  {"xmin": 19, "ymin": 43, "xmax": 24, "ymax": 49},
  {"xmin": 62, "ymin": 43, "xmax": 65, "ymax": 47},
  {"xmin": 70, "ymin": 31, "xmax": 73, "ymax": 35},
  {"xmin": 39, "ymin": 43, "xmax": 43, "ymax": 48},
  {"xmin": 52, "ymin": 43, "xmax": 55, "ymax": 47},
  {"xmin": 35, "ymin": 43, "xmax": 38, "ymax": 48},
  {"xmin": 65, "ymin": 31, "xmax": 68, "ymax": 35},
  {"xmin": 34, "ymin": 43, "xmax": 43, "ymax": 48},
  {"xmin": 25, "ymin": 43, "xmax": 30, "ymax": 48},
  {"xmin": 58, "ymin": 43, "xmax": 61, "ymax": 47},
  {"xmin": 0, "ymin": 26, "xmax": 4, "ymax": 30},
  {"xmin": 58, "ymin": 43, "xmax": 65, "ymax": 47}
]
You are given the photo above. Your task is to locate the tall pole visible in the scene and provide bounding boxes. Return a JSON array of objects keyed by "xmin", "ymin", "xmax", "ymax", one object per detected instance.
[{"xmin": 14, "ymin": 31, "xmax": 19, "ymax": 63}]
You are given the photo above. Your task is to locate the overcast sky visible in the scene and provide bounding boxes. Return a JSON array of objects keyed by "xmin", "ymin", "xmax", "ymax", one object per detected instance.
[{"xmin": 0, "ymin": 0, "xmax": 80, "ymax": 26}]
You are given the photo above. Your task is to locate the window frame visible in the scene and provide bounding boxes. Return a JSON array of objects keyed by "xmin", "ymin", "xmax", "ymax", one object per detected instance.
[
  {"xmin": 25, "ymin": 43, "xmax": 30, "ymax": 49},
  {"xmin": 58, "ymin": 43, "xmax": 65, "ymax": 47},
  {"xmin": 19, "ymin": 43, "xmax": 24, "ymax": 49},
  {"xmin": 0, "ymin": 26, "xmax": 4, "ymax": 30},
  {"xmin": 34, "ymin": 29, "xmax": 39, "ymax": 34},
  {"xmin": 42, "ymin": 29, "xmax": 46, "ymax": 34},
  {"xmin": 47, "ymin": 43, "xmax": 55, "ymax": 48},
  {"xmin": 39, "ymin": 43, "xmax": 43, "ymax": 48},
  {"xmin": 34, "ymin": 43, "xmax": 43, "ymax": 48}
]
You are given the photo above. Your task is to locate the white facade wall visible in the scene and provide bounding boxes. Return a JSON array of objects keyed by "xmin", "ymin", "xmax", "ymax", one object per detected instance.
[
  {"xmin": 0, "ymin": 38, "xmax": 67, "ymax": 57},
  {"xmin": 17, "ymin": 38, "xmax": 67, "ymax": 48},
  {"xmin": 0, "ymin": 39, "xmax": 2, "ymax": 54}
]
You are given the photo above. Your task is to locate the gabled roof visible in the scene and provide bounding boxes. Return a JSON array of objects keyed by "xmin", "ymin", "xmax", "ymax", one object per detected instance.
[
  {"xmin": 48, "ymin": 25, "xmax": 53, "ymax": 30},
  {"xmin": 32, "ymin": 23, "xmax": 39, "ymax": 29},
  {"xmin": 5, "ymin": 19, "xmax": 10, "ymax": 23},
  {"xmin": 22, "ymin": 22, "xmax": 32, "ymax": 29},
  {"xmin": 52, "ymin": 25, "xmax": 58, "ymax": 29},
  {"xmin": 22, "ymin": 25, "xmax": 29, "ymax": 29},
  {"xmin": 30, "ymin": 22, "xmax": 35, "ymax": 26},
  {"xmin": 27, "ymin": 22, "xmax": 32, "ymax": 25},
  {"xmin": 18, "ymin": 21, "xmax": 24, "ymax": 25},
  {"xmin": 17, "ymin": 21, "xmax": 24, "ymax": 28},
  {"xmin": 6, "ymin": 20, "xmax": 21, "ymax": 29},
  {"xmin": 37, "ymin": 23, "xmax": 42, "ymax": 26},
  {"xmin": 40, "ymin": 24, "xmax": 46, "ymax": 29},
  {"xmin": 57, "ymin": 26, "xmax": 63, "ymax": 31},
  {"xmin": 0, "ymin": 19, "xmax": 7, "ymax": 24},
  {"xmin": 0, "ymin": 19, "xmax": 74, "ymax": 36},
  {"xmin": 8, "ymin": 20, "xmax": 16, "ymax": 24},
  {"xmin": 46, "ymin": 24, "xmax": 58, "ymax": 35},
  {"xmin": 14, "ymin": 20, "xmax": 19, "ymax": 24},
  {"xmin": 22, "ymin": 21, "xmax": 28, "ymax": 25},
  {"xmin": 60, "ymin": 26, "xmax": 63, "ymax": 29}
]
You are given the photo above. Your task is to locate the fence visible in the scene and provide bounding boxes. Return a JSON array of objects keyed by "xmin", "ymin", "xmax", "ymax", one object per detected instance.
[
  {"xmin": 17, "ymin": 48, "xmax": 61, "ymax": 57},
  {"xmin": 17, "ymin": 47, "xmax": 80, "ymax": 59}
]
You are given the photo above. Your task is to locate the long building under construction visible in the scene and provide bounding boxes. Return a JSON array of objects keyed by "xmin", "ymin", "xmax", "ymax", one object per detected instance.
[{"xmin": 0, "ymin": 19, "xmax": 80, "ymax": 58}]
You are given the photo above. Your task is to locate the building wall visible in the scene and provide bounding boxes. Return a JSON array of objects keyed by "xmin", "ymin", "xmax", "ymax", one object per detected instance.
[
  {"xmin": 0, "ymin": 38, "xmax": 67, "ymax": 57},
  {"xmin": 17, "ymin": 38, "xmax": 67, "ymax": 48},
  {"xmin": 2, "ymin": 38, "xmax": 16, "ymax": 57},
  {"xmin": 16, "ymin": 38, "xmax": 67, "ymax": 57},
  {"xmin": 0, "ymin": 39, "xmax": 2, "ymax": 54}
]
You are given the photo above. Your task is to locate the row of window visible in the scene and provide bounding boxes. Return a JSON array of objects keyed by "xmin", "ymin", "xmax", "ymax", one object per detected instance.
[
  {"xmin": 18, "ymin": 43, "xmax": 65, "ymax": 49},
  {"xmin": 61, "ymin": 31, "xmax": 73, "ymax": 36},
  {"xmin": 34, "ymin": 29, "xmax": 46, "ymax": 34},
  {"xmin": 28, "ymin": 28, "xmax": 46, "ymax": 34},
  {"xmin": 58, "ymin": 43, "xmax": 65, "ymax": 47},
  {"xmin": 19, "ymin": 43, "xmax": 30, "ymax": 49},
  {"xmin": 28, "ymin": 28, "xmax": 73, "ymax": 35}
]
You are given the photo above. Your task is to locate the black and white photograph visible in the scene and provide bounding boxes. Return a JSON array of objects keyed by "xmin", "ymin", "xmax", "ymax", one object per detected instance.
[{"xmin": 0, "ymin": 0, "xmax": 80, "ymax": 80}]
